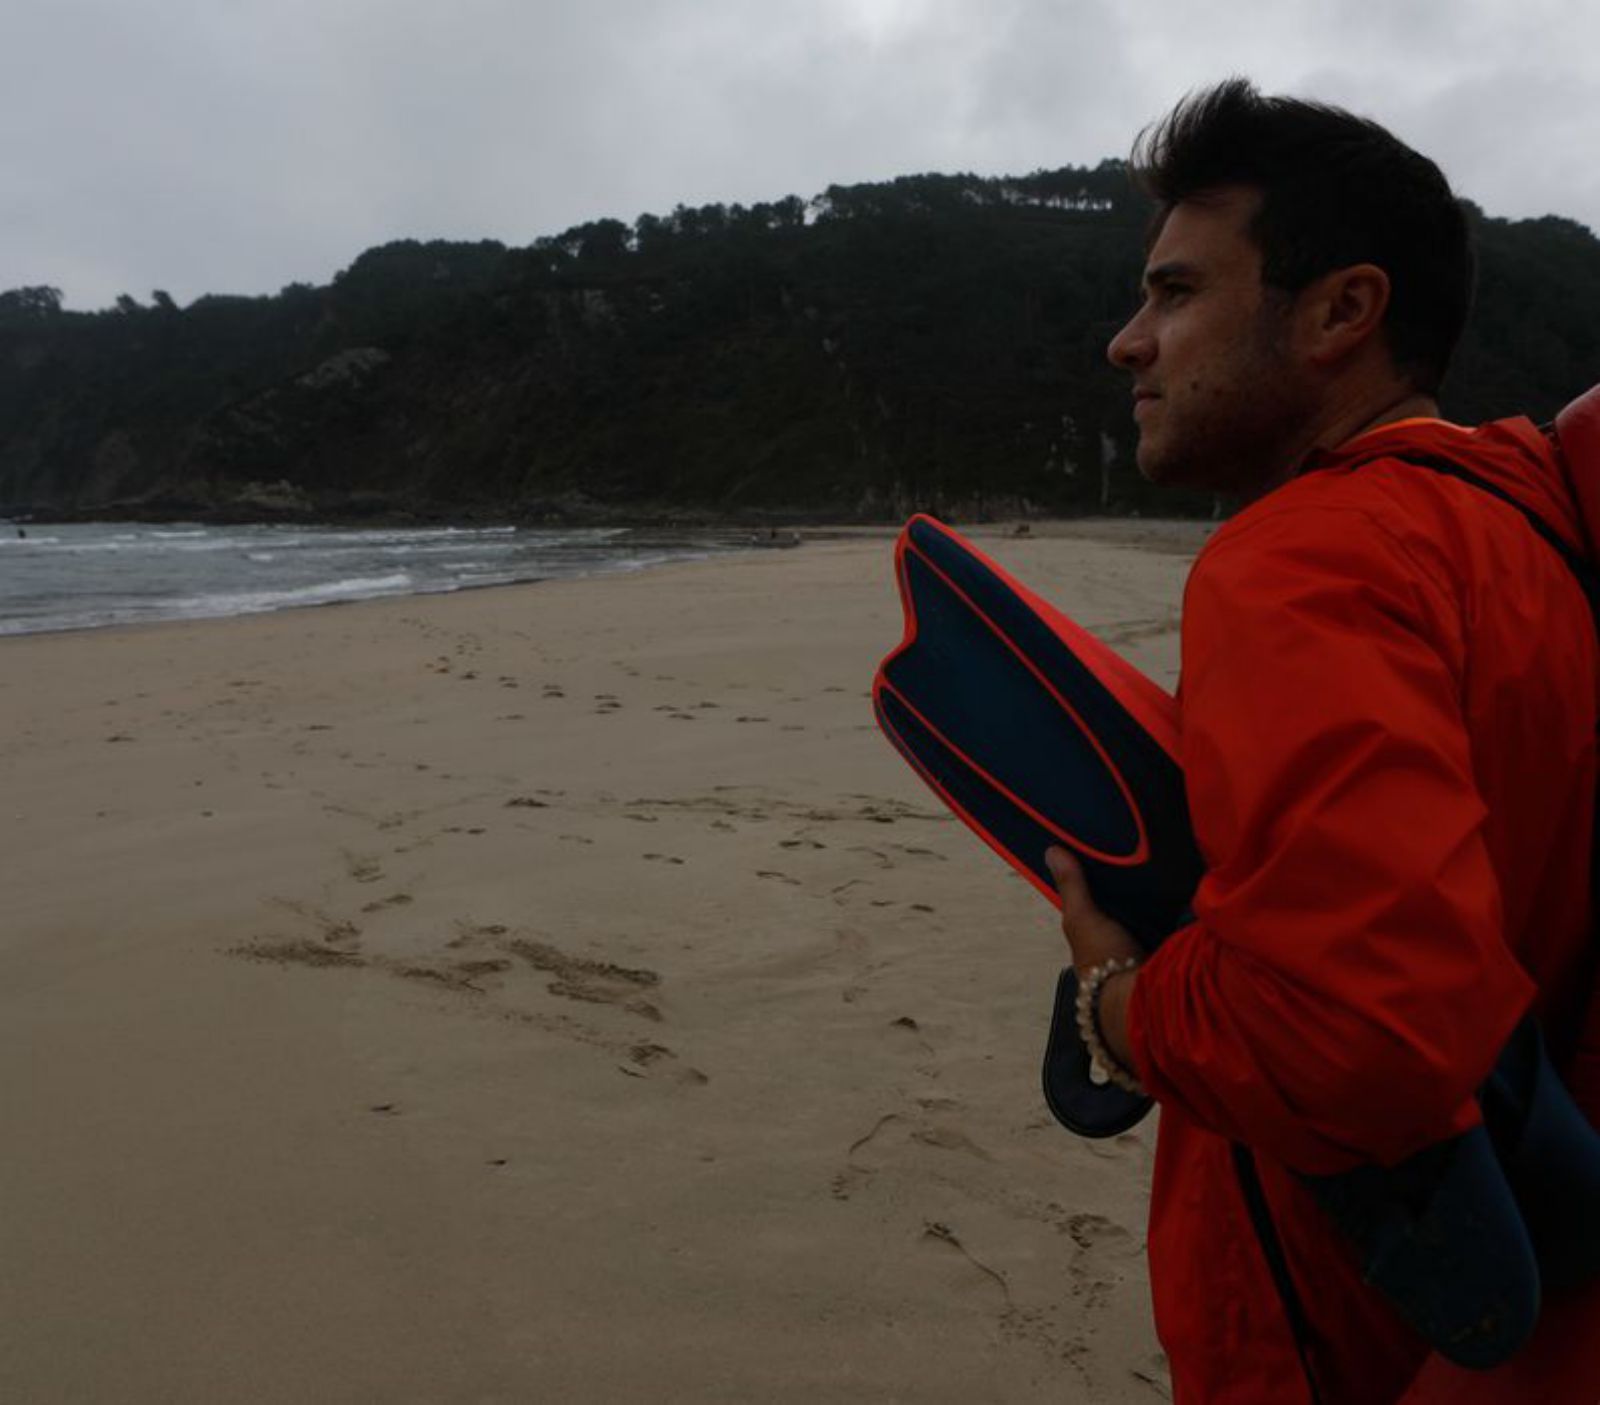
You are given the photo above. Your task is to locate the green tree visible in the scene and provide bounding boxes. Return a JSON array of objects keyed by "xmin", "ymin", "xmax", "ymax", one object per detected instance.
[{"xmin": 0, "ymin": 285, "xmax": 63, "ymax": 320}]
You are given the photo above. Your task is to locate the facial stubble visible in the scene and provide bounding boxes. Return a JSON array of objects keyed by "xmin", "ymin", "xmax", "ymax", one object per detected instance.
[{"xmin": 1135, "ymin": 298, "xmax": 1315, "ymax": 498}]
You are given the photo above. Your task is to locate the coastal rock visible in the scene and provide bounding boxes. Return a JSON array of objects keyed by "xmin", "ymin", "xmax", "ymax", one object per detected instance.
[
  {"xmin": 231, "ymin": 479, "xmax": 315, "ymax": 515},
  {"xmin": 295, "ymin": 347, "xmax": 391, "ymax": 391}
]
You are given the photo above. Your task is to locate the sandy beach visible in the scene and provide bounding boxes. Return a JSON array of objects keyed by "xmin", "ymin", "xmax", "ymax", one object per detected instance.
[{"xmin": 1, "ymin": 520, "xmax": 1206, "ymax": 1403}]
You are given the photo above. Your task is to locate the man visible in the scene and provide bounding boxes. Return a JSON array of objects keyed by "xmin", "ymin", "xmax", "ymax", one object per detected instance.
[{"xmin": 1048, "ymin": 81, "xmax": 1600, "ymax": 1402}]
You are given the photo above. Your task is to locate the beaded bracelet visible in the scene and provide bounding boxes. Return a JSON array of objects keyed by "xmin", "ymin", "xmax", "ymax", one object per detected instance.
[{"xmin": 1074, "ymin": 957, "xmax": 1146, "ymax": 1095}]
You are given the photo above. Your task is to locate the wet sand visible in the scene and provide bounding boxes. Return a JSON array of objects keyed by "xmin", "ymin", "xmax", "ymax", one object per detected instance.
[{"xmin": 0, "ymin": 521, "xmax": 1206, "ymax": 1402}]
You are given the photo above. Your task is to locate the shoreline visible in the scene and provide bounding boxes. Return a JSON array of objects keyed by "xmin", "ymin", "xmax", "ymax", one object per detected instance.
[
  {"xmin": 0, "ymin": 521, "xmax": 761, "ymax": 641},
  {"xmin": 8, "ymin": 498, "xmax": 1222, "ymax": 530},
  {"xmin": 2, "ymin": 528, "xmax": 1197, "ymax": 1402},
  {"xmin": 1, "ymin": 517, "xmax": 1215, "ymax": 642}
]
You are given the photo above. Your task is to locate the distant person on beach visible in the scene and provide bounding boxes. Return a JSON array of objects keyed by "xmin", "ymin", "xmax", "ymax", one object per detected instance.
[{"xmin": 1046, "ymin": 80, "xmax": 1599, "ymax": 1401}]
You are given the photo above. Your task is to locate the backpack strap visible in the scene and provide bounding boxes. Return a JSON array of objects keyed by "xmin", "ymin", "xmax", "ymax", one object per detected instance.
[
  {"xmin": 1384, "ymin": 450, "xmax": 1600, "ymax": 627},
  {"xmin": 1232, "ymin": 1144, "xmax": 1324, "ymax": 1403}
]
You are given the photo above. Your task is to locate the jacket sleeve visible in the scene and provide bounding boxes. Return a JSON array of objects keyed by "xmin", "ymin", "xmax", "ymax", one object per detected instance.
[{"xmin": 1125, "ymin": 499, "xmax": 1536, "ymax": 1175}]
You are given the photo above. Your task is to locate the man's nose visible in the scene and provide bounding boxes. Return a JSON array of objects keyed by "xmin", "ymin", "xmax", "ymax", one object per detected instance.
[{"xmin": 1107, "ymin": 310, "xmax": 1154, "ymax": 370}]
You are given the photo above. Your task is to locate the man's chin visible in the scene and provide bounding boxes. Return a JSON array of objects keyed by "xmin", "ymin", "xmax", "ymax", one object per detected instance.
[
  {"xmin": 1136, "ymin": 440, "xmax": 1230, "ymax": 492},
  {"xmin": 1134, "ymin": 441, "xmax": 1187, "ymax": 487}
]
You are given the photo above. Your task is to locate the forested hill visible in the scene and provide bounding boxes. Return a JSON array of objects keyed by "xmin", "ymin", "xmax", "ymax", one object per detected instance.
[{"xmin": 3, "ymin": 162, "xmax": 1598, "ymax": 523}]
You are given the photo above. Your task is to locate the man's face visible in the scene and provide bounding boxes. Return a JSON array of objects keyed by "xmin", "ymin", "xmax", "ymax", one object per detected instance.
[{"xmin": 1107, "ymin": 186, "xmax": 1315, "ymax": 495}]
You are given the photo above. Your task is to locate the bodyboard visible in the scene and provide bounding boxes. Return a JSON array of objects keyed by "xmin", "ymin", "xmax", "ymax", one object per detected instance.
[
  {"xmin": 873, "ymin": 513, "xmax": 1202, "ymax": 1136},
  {"xmin": 870, "ymin": 513, "xmax": 1600, "ymax": 1370}
]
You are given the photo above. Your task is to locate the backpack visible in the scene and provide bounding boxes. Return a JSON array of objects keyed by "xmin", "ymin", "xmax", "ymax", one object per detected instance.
[
  {"xmin": 1237, "ymin": 386, "xmax": 1600, "ymax": 1388},
  {"xmin": 1556, "ymin": 383, "xmax": 1600, "ymax": 558}
]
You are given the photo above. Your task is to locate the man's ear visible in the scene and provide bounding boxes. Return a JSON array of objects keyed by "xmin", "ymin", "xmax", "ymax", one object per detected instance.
[{"xmin": 1302, "ymin": 263, "xmax": 1391, "ymax": 367}]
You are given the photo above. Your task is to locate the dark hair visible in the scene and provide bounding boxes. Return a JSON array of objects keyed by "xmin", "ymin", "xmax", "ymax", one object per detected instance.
[{"xmin": 1132, "ymin": 78, "xmax": 1474, "ymax": 394}]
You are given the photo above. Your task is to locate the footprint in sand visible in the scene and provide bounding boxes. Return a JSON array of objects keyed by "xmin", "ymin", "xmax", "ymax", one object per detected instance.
[
  {"xmin": 342, "ymin": 850, "xmax": 384, "ymax": 884},
  {"xmin": 359, "ymin": 892, "xmax": 414, "ymax": 914},
  {"xmin": 832, "ymin": 1113, "xmax": 908, "ymax": 1200},
  {"xmin": 454, "ymin": 958, "xmax": 513, "ymax": 982},
  {"xmin": 620, "ymin": 1042, "xmax": 705, "ymax": 1084},
  {"xmin": 847, "ymin": 846, "xmax": 893, "ymax": 869},
  {"xmin": 921, "ymin": 1221, "xmax": 1011, "ymax": 1302},
  {"xmin": 445, "ymin": 922, "xmax": 510, "ymax": 949},
  {"xmin": 234, "ymin": 914, "xmax": 689, "ymax": 1072},
  {"xmin": 268, "ymin": 898, "xmax": 362, "ymax": 948},
  {"xmin": 1063, "ymin": 1212, "xmax": 1134, "ymax": 1254},
  {"xmin": 507, "ymin": 937, "xmax": 664, "ymax": 1022},
  {"xmin": 888, "ymin": 1015, "xmax": 936, "ymax": 1057},
  {"xmin": 909, "ymin": 1122, "xmax": 993, "ymax": 1160},
  {"xmin": 832, "ymin": 1096, "xmax": 996, "ymax": 1204},
  {"xmin": 395, "ymin": 964, "xmax": 484, "ymax": 992},
  {"xmin": 232, "ymin": 938, "xmax": 366, "ymax": 970},
  {"xmin": 629, "ymin": 1041, "xmax": 675, "ymax": 1066},
  {"xmin": 643, "ymin": 853, "xmax": 686, "ymax": 865}
]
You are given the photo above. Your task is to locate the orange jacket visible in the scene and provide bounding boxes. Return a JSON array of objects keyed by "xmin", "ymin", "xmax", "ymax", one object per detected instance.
[{"xmin": 1125, "ymin": 415, "xmax": 1600, "ymax": 1403}]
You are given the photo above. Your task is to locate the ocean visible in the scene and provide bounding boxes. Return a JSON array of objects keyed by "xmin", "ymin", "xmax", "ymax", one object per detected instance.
[{"xmin": 0, "ymin": 521, "xmax": 757, "ymax": 636}]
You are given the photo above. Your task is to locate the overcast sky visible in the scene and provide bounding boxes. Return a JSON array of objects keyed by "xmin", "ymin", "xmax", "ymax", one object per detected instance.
[{"xmin": 5, "ymin": 0, "xmax": 1597, "ymax": 311}]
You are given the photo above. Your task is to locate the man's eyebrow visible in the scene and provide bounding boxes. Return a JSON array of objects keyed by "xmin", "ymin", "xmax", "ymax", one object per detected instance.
[{"xmin": 1142, "ymin": 261, "xmax": 1201, "ymax": 291}]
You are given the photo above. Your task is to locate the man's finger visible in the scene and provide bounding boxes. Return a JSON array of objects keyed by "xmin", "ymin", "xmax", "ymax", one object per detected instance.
[{"xmin": 1045, "ymin": 845, "xmax": 1091, "ymax": 919}]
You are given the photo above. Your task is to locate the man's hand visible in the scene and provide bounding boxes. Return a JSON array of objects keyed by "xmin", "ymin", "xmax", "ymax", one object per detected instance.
[
  {"xmin": 1045, "ymin": 846, "xmax": 1143, "ymax": 972},
  {"xmin": 1045, "ymin": 845, "xmax": 1143, "ymax": 1075}
]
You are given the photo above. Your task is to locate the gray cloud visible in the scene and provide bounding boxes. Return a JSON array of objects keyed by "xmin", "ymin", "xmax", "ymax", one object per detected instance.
[{"xmin": 3, "ymin": 0, "xmax": 1596, "ymax": 309}]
